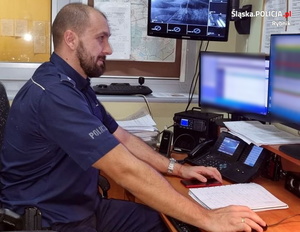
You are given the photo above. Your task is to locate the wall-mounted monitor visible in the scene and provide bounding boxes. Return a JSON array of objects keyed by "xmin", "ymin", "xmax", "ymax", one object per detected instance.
[
  {"xmin": 147, "ymin": 0, "xmax": 231, "ymax": 41},
  {"xmin": 199, "ymin": 51, "xmax": 270, "ymax": 121}
]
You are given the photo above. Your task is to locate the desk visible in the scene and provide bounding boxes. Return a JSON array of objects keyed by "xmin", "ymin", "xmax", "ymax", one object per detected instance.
[
  {"xmin": 105, "ymin": 151, "xmax": 300, "ymax": 231},
  {"xmin": 163, "ymin": 173, "xmax": 300, "ymax": 232}
]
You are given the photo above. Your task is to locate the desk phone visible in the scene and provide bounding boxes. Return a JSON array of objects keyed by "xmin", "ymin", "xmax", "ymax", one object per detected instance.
[{"xmin": 185, "ymin": 132, "xmax": 268, "ymax": 183}]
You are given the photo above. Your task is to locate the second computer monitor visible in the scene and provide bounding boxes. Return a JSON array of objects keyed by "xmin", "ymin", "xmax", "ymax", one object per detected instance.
[{"xmin": 199, "ymin": 51, "xmax": 269, "ymax": 120}]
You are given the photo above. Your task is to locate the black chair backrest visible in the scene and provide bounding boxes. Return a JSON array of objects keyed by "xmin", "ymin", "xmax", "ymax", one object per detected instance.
[{"xmin": 0, "ymin": 82, "xmax": 10, "ymax": 151}]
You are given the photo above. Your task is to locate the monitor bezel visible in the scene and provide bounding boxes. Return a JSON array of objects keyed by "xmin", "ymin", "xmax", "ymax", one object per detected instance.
[
  {"xmin": 199, "ymin": 51, "xmax": 271, "ymax": 122},
  {"xmin": 147, "ymin": 0, "xmax": 231, "ymax": 42},
  {"xmin": 268, "ymin": 33, "xmax": 300, "ymax": 131},
  {"xmin": 268, "ymin": 33, "xmax": 300, "ymax": 160}
]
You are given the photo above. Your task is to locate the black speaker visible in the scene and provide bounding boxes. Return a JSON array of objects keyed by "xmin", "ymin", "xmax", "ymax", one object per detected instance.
[
  {"xmin": 172, "ymin": 110, "xmax": 223, "ymax": 152},
  {"xmin": 285, "ymin": 172, "xmax": 300, "ymax": 198},
  {"xmin": 173, "ymin": 127, "xmax": 205, "ymax": 152},
  {"xmin": 158, "ymin": 130, "xmax": 173, "ymax": 157},
  {"xmin": 231, "ymin": 3, "xmax": 252, "ymax": 35},
  {"xmin": 235, "ymin": 11, "xmax": 252, "ymax": 34}
]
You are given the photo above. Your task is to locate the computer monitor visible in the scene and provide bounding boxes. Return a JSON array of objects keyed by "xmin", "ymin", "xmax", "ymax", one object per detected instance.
[
  {"xmin": 199, "ymin": 51, "xmax": 270, "ymax": 121},
  {"xmin": 269, "ymin": 33, "xmax": 300, "ymax": 160},
  {"xmin": 147, "ymin": 0, "xmax": 231, "ymax": 41}
]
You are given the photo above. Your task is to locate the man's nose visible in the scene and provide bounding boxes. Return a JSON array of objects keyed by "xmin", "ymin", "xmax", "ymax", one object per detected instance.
[{"xmin": 103, "ymin": 41, "xmax": 113, "ymax": 55}]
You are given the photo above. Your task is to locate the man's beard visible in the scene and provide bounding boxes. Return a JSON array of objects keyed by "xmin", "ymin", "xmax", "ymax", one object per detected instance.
[{"xmin": 76, "ymin": 41, "xmax": 106, "ymax": 78}]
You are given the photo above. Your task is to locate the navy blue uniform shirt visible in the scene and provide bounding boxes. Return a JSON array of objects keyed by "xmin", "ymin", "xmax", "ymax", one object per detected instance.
[{"xmin": 0, "ymin": 53, "xmax": 120, "ymax": 227}]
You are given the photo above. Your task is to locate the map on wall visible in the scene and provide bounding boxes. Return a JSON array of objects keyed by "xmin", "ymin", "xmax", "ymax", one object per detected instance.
[{"xmin": 94, "ymin": 0, "xmax": 176, "ymax": 62}]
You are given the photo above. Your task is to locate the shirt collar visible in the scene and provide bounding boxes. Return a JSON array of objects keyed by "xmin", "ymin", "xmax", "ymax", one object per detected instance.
[{"xmin": 50, "ymin": 52, "xmax": 90, "ymax": 91}]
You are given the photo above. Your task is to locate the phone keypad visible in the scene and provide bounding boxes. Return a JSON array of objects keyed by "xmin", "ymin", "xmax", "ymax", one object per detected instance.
[{"xmin": 186, "ymin": 155, "xmax": 230, "ymax": 171}]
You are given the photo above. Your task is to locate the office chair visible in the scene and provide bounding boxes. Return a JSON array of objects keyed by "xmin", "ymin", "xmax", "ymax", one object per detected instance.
[
  {"xmin": 0, "ymin": 175, "xmax": 110, "ymax": 231},
  {"xmin": 98, "ymin": 172, "xmax": 111, "ymax": 199},
  {"xmin": 0, "ymin": 82, "xmax": 110, "ymax": 231},
  {"xmin": 0, "ymin": 82, "xmax": 9, "ymax": 151},
  {"xmin": 0, "ymin": 83, "xmax": 45, "ymax": 231}
]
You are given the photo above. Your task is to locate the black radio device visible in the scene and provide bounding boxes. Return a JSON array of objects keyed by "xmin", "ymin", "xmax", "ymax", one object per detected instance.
[{"xmin": 173, "ymin": 108, "xmax": 223, "ymax": 152}]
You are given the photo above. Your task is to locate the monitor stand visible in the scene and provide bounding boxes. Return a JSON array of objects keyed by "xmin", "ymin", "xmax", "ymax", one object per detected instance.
[{"xmin": 279, "ymin": 144, "xmax": 300, "ymax": 160}]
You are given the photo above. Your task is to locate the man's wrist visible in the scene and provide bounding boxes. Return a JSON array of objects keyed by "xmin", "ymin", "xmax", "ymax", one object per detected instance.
[{"xmin": 167, "ymin": 158, "xmax": 177, "ymax": 174}]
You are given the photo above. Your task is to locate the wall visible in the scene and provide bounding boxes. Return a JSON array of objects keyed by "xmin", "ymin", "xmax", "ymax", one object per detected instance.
[
  {"xmin": 103, "ymin": 23, "xmax": 239, "ymax": 131},
  {"xmin": 102, "ymin": 102, "xmax": 198, "ymax": 132},
  {"xmin": 0, "ymin": 1, "xmax": 240, "ymax": 133},
  {"xmin": 0, "ymin": 0, "xmax": 257, "ymax": 133}
]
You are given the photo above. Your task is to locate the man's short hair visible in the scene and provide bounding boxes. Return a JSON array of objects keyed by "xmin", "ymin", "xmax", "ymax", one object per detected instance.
[{"xmin": 52, "ymin": 3, "xmax": 106, "ymax": 49}]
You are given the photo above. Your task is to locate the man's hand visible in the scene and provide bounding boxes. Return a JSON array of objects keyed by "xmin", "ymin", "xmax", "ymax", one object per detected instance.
[
  {"xmin": 177, "ymin": 165, "xmax": 223, "ymax": 183},
  {"xmin": 204, "ymin": 205, "xmax": 267, "ymax": 232}
]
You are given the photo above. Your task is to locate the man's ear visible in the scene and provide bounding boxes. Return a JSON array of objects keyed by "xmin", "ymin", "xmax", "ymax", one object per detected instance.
[{"xmin": 64, "ymin": 30, "xmax": 78, "ymax": 50}]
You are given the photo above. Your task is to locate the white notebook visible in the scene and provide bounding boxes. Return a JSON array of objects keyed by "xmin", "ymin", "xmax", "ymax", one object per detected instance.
[{"xmin": 189, "ymin": 183, "xmax": 288, "ymax": 212}]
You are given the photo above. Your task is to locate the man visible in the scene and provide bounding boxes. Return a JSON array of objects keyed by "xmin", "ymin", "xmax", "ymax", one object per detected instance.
[{"xmin": 0, "ymin": 3, "xmax": 266, "ymax": 232}]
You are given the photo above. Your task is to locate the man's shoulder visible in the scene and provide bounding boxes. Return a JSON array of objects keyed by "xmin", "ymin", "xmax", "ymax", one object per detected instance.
[{"xmin": 32, "ymin": 62, "xmax": 76, "ymax": 89}]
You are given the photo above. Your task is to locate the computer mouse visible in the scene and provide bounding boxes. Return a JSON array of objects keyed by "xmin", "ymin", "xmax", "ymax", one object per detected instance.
[{"xmin": 251, "ymin": 224, "xmax": 268, "ymax": 232}]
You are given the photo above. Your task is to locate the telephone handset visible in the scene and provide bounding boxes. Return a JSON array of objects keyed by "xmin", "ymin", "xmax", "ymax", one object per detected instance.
[{"xmin": 188, "ymin": 139, "xmax": 215, "ymax": 158}]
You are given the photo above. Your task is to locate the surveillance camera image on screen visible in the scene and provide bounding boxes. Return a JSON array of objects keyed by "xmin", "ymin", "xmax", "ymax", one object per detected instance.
[
  {"xmin": 151, "ymin": 1, "xmax": 209, "ymax": 25},
  {"xmin": 147, "ymin": 0, "xmax": 230, "ymax": 41}
]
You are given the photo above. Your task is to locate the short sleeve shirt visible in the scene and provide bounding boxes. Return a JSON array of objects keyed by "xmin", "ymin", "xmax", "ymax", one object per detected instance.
[{"xmin": 0, "ymin": 53, "xmax": 120, "ymax": 226}]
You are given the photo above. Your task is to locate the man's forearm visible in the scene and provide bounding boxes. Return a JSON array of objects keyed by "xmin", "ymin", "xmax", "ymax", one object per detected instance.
[
  {"xmin": 94, "ymin": 145, "xmax": 211, "ymax": 230},
  {"xmin": 116, "ymin": 128, "xmax": 181, "ymax": 175}
]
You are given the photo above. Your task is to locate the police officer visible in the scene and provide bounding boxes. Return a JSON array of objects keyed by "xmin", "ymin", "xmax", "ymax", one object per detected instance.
[{"xmin": 0, "ymin": 3, "xmax": 266, "ymax": 232}]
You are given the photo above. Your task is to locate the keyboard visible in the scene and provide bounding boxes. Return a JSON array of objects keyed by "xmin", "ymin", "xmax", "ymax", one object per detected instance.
[
  {"xmin": 166, "ymin": 216, "xmax": 201, "ymax": 232},
  {"xmin": 185, "ymin": 154, "xmax": 231, "ymax": 172},
  {"xmin": 93, "ymin": 83, "xmax": 152, "ymax": 95}
]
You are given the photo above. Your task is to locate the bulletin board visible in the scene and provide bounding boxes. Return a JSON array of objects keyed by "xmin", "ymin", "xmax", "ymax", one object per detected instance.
[
  {"xmin": 0, "ymin": 0, "xmax": 51, "ymax": 62},
  {"xmin": 0, "ymin": 0, "xmax": 182, "ymax": 78},
  {"xmin": 260, "ymin": 0, "xmax": 300, "ymax": 54}
]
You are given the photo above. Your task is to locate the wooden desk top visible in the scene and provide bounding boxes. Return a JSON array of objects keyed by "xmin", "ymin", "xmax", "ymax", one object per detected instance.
[
  {"xmin": 164, "ymin": 175, "xmax": 300, "ymax": 232},
  {"xmin": 162, "ymin": 152, "xmax": 300, "ymax": 231},
  {"xmin": 263, "ymin": 145, "xmax": 300, "ymax": 167}
]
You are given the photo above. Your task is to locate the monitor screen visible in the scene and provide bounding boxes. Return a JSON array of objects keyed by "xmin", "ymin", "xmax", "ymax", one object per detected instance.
[
  {"xmin": 268, "ymin": 33, "xmax": 300, "ymax": 159},
  {"xmin": 218, "ymin": 137, "xmax": 240, "ymax": 156},
  {"xmin": 147, "ymin": 0, "xmax": 230, "ymax": 41},
  {"xmin": 199, "ymin": 51, "xmax": 269, "ymax": 119},
  {"xmin": 243, "ymin": 146, "xmax": 263, "ymax": 167},
  {"xmin": 269, "ymin": 34, "xmax": 300, "ymax": 129}
]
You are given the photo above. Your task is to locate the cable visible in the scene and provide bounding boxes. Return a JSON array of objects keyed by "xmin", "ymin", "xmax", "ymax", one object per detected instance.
[
  {"xmin": 158, "ymin": 124, "xmax": 175, "ymax": 135},
  {"xmin": 204, "ymin": 41, "xmax": 210, "ymax": 51},
  {"xmin": 184, "ymin": 41, "xmax": 210, "ymax": 112},
  {"xmin": 185, "ymin": 41, "xmax": 202, "ymax": 111},
  {"xmin": 268, "ymin": 213, "xmax": 300, "ymax": 228},
  {"xmin": 185, "ymin": 42, "xmax": 202, "ymax": 111},
  {"xmin": 135, "ymin": 94, "xmax": 153, "ymax": 118}
]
